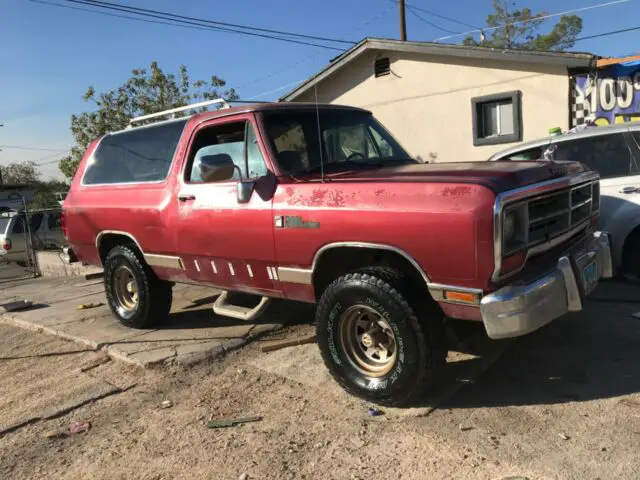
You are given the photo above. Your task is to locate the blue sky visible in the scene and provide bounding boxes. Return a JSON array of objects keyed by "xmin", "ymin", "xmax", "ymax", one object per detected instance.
[{"xmin": 1, "ymin": 0, "xmax": 639, "ymax": 180}]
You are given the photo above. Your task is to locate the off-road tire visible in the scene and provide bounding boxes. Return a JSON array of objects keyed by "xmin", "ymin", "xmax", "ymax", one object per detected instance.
[
  {"xmin": 104, "ymin": 245, "xmax": 172, "ymax": 328},
  {"xmin": 316, "ymin": 267, "xmax": 446, "ymax": 407}
]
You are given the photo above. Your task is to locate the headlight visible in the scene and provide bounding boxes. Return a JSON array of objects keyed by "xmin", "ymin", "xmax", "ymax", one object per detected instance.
[
  {"xmin": 502, "ymin": 205, "xmax": 527, "ymax": 254},
  {"xmin": 503, "ymin": 210, "xmax": 516, "ymax": 243}
]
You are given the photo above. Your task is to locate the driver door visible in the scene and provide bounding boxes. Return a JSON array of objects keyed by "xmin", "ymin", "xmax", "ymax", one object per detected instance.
[{"xmin": 172, "ymin": 114, "xmax": 281, "ymax": 295}]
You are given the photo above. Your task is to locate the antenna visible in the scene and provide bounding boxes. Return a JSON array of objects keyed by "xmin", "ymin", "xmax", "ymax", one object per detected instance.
[{"xmin": 313, "ymin": 57, "xmax": 325, "ymax": 182}]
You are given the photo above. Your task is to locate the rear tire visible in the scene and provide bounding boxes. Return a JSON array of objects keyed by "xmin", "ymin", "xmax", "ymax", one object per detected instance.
[
  {"xmin": 316, "ymin": 267, "xmax": 446, "ymax": 407},
  {"xmin": 104, "ymin": 245, "xmax": 172, "ymax": 328}
]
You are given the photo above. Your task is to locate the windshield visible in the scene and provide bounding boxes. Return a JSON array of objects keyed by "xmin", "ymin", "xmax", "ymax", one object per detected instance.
[{"xmin": 262, "ymin": 110, "xmax": 413, "ymax": 174}]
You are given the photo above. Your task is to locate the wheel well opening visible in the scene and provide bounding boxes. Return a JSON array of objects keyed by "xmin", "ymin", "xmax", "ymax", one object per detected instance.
[
  {"xmin": 622, "ymin": 225, "xmax": 640, "ymax": 273},
  {"xmin": 97, "ymin": 234, "xmax": 139, "ymax": 265},
  {"xmin": 312, "ymin": 247, "xmax": 430, "ymax": 300}
]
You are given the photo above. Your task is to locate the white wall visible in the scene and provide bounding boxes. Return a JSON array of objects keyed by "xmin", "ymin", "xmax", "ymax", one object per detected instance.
[{"xmin": 294, "ymin": 50, "xmax": 570, "ymax": 162}]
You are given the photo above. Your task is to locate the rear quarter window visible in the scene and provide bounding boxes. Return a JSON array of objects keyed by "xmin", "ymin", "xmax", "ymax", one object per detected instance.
[{"xmin": 82, "ymin": 119, "xmax": 188, "ymax": 185}]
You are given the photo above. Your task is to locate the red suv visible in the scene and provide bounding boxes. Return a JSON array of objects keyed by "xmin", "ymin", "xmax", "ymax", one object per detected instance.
[{"xmin": 63, "ymin": 100, "xmax": 613, "ymax": 406}]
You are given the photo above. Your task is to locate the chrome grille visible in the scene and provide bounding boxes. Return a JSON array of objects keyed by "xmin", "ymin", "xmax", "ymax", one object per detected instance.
[{"xmin": 504, "ymin": 180, "xmax": 599, "ymax": 255}]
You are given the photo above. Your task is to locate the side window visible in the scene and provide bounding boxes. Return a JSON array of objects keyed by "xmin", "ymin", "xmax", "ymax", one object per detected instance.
[
  {"xmin": 471, "ymin": 91, "xmax": 522, "ymax": 146},
  {"xmin": 553, "ymin": 133, "xmax": 631, "ymax": 179},
  {"xmin": 246, "ymin": 123, "xmax": 268, "ymax": 178},
  {"xmin": 12, "ymin": 217, "xmax": 25, "ymax": 234},
  {"xmin": 83, "ymin": 119, "xmax": 187, "ymax": 185},
  {"xmin": 268, "ymin": 123, "xmax": 310, "ymax": 173},
  {"xmin": 29, "ymin": 212, "xmax": 44, "ymax": 231},
  {"xmin": 48, "ymin": 213, "xmax": 61, "ymax": 230},
  {"xmin": 630, "ymin": 131, "xmax": 640, "ymax": 175},
  {"xmin": 187, "ymin": 122, "xmax": 246, "ymax": 183}
]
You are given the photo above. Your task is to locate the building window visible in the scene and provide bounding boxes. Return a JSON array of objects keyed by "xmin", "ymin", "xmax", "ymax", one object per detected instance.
[
  {"xmin": 374, "ymin": 57, "xmax": 390, "ymax": 77},
  {"xmin": 471, "ymin": 91, "xmax": 522, "ymax": 146}
]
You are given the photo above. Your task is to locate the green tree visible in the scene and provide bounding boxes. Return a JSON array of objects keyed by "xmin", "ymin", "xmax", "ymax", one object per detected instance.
[
  {"xmin": 463, "ymin": 0, "xmax": 582, "ymax": 51},
  {"xmin": 59, "ymin": 62, "xmax": 238, "ymax": 180},
  {"xmin": 0, "ymin": 161, "xmax": 39, "ymax": 184},
  {"xmin": 0, "ymin": 161, "xmax": 67, "ymax": 209}
]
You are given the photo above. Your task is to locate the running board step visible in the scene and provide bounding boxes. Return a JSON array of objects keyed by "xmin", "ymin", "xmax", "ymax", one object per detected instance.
[{"xmin": 212, "ymin": 291, "xmax": 271, "ymax": 321}]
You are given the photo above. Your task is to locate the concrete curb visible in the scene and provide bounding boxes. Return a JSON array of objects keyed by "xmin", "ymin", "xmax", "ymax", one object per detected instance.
[{"xmin": 0, "ymin": 311, "xmax": 284, "ymax": 369}]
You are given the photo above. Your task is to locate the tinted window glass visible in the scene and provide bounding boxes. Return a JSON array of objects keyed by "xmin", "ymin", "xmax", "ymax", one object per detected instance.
[
  {"xmin": 498, "ymin": 146, "xmax": 544, "ymax": 161},
  {"xmin": 553, "ymin": 133, "xmax": 631, "ymax": 179},
  {"xmin": 187, "ymin": 122, "xmax": 246, "ymax": 183},
  {"xmin": 48, "ymin": 213, "xmax": 61, "ymax": 230},
  {"xmin": 0, "ymin": 218, "xmax": 10, "ymax": 233},
  {"xmin": 12, "ymin": 217, "xmax": 25, "ymax": 234},
  {"xmin": 246, "ymin": 123, "xmax": 268, "ymax": 178},
  {"xmin": 263, "ymin": 110, "xmax": 410, "ymax": 174},
  {"xmin": 29, "ymin": 212, "xmax": 44, "ymax": 231},
  {"xmin": 631, "ymin": 131, "xmax": 640, "ymax": 174},
  {"xmin": 83, "ymin": 119, "xmax": 187, "ymax": 185}
]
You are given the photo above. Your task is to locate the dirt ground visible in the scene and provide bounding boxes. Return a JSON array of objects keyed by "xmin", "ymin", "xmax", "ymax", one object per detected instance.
[{"xmin": 2, "ymin": 280, "xmax": 640, "ymax": 480}]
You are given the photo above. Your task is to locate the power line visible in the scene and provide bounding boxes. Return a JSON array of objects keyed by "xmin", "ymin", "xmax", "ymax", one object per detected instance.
[
  {"xmin": 50, "ymin": 0, "xmax": 350, "ymax": 51},
  {"xmin": 35, "ymin": 151, "xmax": 70, "ymax": 166},
  {"xmin": 573, "ymin": 24, "xmax": 640, "ymax": 42},
  {"xmin": 0, "ymin": 145, "xmax": 70, "ymax": 152},
  {"xmin": 245, "ymin": 80, "xmax": 308, "ymax": 100},
  {"xmin": 433, "ymin": 0, "xmax": 633, "ymax": 42},
  {"xmin": 405, "ymin": 5, "xmax": 460, "ymax": 34},
  {"xmin": 388, "ymin": 0, "xmax": 456, "ymax": 35},
  {"xmin": 236, "ymin": 4, "xmax": 396, "ymax": 93},
  {"xmin": 75, "ymin": 0, "xmax": 354, "ymax": 45},
  {"xmin": 405, "ymin": 2, "xmax": 479, "ymax": 29}
]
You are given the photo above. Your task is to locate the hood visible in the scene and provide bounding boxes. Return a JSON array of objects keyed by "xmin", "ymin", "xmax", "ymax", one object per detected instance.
[{"xmin": 299, "ymin": 160, "xmax": 588, "ymax": 193}]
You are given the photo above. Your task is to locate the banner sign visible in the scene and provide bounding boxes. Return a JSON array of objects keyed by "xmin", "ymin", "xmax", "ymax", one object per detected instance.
[{"xmin": 571, "ymin": 60, "xmax": 640, "ymax": 127}]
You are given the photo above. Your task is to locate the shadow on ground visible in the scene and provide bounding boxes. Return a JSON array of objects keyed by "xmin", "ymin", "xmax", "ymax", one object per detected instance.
[
  {"xmin": 159, "ymin": 295, "xmax": 315, "ymax": 331},
  {"xmin": 437, "ymin": 279, "xmax": 640, "ymax": 409}
]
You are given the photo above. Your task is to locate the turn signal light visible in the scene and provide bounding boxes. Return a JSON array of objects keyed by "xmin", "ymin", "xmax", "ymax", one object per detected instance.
[{"xmin": 444, "ymin": 291, "xmax": 478, "ymax": 304}]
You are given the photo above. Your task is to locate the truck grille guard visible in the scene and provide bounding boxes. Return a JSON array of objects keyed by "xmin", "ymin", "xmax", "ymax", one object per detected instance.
[{"xmin": 492, "ymin": 171, "xmax": 600, "ymax": 283}]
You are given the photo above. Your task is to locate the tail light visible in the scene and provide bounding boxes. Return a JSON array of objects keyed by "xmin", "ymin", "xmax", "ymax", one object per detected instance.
[
  {"xmin": 2, "ymin": 239, "xmax": 11, "ymax": 251},
  {"xmin": 61, "ymin": 210, "xmax": 68, "ymax": 240}
]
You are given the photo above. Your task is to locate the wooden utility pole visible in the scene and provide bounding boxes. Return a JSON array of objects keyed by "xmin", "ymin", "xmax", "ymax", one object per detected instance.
[{"xmin": 399, "ymin": 0, "xmax": 407, "ymax": 41}]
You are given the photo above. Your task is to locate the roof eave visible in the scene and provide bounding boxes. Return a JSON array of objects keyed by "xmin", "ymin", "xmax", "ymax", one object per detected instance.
[{"xmin": 281, "ymin": 38, "xmax": 595, "ymax": 102}]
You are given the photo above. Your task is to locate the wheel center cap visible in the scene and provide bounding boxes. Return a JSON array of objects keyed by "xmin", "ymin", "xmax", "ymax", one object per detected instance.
[{"xmin": 361, "ymin": 333, "xmax": 373, "ymax": 347}]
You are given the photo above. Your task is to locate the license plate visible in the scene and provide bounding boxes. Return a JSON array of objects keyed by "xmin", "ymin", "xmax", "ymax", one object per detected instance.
[{"xmin": 582, "ymin": 261, "xmax": 598, "ymax": 296}]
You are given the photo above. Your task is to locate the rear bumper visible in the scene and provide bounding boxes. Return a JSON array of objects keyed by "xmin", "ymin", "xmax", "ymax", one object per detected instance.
[{"xmin": 480, "ymin": 231, "xmax": 613, "ymax": 339}]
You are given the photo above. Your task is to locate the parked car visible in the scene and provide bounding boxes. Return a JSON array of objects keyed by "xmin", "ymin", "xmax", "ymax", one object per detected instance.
[
  {"xmin": 489, "ymin": 123, "xmax": 640, "ymax": 278},
  {"xmin": 62, "ymin": 100, "xmax": 613, "ymax": 406},
  {"xmin": 0, "ymin": 209, "xmax": 64, "ymax": 263}
]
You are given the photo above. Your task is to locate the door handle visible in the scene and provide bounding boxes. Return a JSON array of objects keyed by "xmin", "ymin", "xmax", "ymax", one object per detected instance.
[
  {"xmin": 178, "ymin": 194, "xmax": 196, "ymax": 202},
  {"xmin": 620, "ymin": 187, "xmax": 639, "ymax": 194}
]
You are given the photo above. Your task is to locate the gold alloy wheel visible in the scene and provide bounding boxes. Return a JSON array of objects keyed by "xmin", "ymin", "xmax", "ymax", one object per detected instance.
[
  {"xmin": 338, "ymin": 304, "xmax": 398, "ymax": 377},
  {"xmin": 112, "ymin": 265, "xmax": 139, "ymax": 313}
]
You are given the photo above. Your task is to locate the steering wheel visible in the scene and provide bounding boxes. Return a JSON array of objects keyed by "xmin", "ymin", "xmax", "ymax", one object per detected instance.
[{"xmin": 345, "ymin": 152, "xmax": 366, "ymax": 162}]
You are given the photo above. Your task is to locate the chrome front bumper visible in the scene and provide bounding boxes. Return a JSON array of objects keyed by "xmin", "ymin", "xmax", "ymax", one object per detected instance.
[{"xmin": 480, "ymin": 231, "xmax": 613, "ymax": 339}]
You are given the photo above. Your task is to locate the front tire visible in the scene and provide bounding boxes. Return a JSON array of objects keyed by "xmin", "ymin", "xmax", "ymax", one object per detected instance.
[
  {"xmin": 316, "ymin": 268, "xmax": 446, "ymax": 407},
  {"xmin": 104, "ymin": 245, "xmax": 172, "ymax": 328}
]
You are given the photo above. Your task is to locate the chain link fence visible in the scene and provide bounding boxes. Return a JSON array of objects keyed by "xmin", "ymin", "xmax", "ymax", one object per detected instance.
[{"xmin": 0, "ymin": 200, "xmax": 62, "ymax": 283}]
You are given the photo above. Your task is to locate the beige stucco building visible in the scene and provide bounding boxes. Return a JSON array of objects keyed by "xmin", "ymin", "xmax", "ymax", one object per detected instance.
[{"xmin": 281, "ymin": 38, "xmax": 595, "ymax": 163}]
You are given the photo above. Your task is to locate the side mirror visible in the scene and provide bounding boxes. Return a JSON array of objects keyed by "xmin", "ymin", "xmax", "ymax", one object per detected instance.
[{"xmin": 199, "ymin": 154, "xmax": 235, "ymax": 183}]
